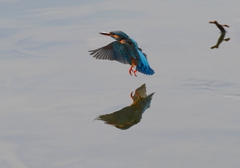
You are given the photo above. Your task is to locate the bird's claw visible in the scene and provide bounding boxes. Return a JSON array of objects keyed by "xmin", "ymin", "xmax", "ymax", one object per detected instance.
[
  {"xmin": 133, "ymin": 70, "xmax": 137, "ymax": 77},
  {"xmin": 130, "ymin": 92, "xmax": 134, "ymax": 100},
  {"xmin": 130, "ymin": 91, "xmax": 141, "ymax": 103},
  {"xmin": 128, "ymin": 67, "xmax": 137, "ymax": 77},
  {"xmin": 135, "ymin": 91, "xmax": 141, "ymax": 98},
  {"xmin": 129, "ymin": 68, "xmax": 133, "ymax": 76}
]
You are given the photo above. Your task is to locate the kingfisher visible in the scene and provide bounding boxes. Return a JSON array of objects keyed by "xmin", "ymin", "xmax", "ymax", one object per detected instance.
[
  {"xmin": 89, "ymin": 31, "xmax": 154, "ymax": 76},
  {"xmin": 209, "ymin": 20, "xmax": 229, "ymax": 33},
  {"xmin": 95, "ymin": 84, "xmax": 154, "ymax": 130}
]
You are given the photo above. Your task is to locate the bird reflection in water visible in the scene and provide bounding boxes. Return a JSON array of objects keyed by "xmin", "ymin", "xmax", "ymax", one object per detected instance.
[
  {"xmin": 95, "ymin": 84, "xmax": 154, "ymax": 130},
  {"xmin": 209, "ymin": 21, "xmax": 230, "ymax": 49}
]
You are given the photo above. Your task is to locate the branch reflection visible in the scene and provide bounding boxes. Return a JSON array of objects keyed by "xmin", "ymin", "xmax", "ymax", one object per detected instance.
[
  {"xmin": 209, "ymin": 20, "xmax": 230, "ymax": 49},
  {"xmin": 95, "ymin": 84, "xmax": 154, "ymax": 130},
  {"xmin": 211, "ymin": 32, "xmax": 230, "ymax": 49}
]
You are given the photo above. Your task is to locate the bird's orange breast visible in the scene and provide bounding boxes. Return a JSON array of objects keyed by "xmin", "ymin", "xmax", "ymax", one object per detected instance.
[{"xmin": 131, "ymin": 58, "xmax": 137, "ymax": 66}]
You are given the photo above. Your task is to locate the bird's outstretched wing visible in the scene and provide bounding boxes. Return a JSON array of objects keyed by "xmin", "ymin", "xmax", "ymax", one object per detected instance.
[{"xmin": 89, "ymin": 41, "xmax": 130, "ymax": 64}]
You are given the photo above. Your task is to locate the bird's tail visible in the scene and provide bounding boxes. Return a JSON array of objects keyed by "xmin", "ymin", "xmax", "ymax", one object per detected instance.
[
  {"xmin": 136, "ymin": 64, "xmax": 154, "ymax": 75},
  {"xmin": 136, "ymin": 50, "xmax": 154, "ymax": 75}
]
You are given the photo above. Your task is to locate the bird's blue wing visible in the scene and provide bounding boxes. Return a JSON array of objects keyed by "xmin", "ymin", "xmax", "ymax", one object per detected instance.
[
  {"xmin": 112, "ymin": 42, "xmax": 132, "ymax": 64},
  {"xmin": 89, "ymin": 41, "xmax": 131, "ymax": 65},
  {"xmin": 126, "ymin": 38, "xmax": 154, "ymax": 75}
]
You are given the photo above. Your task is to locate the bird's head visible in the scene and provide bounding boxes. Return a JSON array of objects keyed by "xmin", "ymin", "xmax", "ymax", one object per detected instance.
[{"xmin": 99, "ymin": 31, "xmax": 129, "ymax": 41}]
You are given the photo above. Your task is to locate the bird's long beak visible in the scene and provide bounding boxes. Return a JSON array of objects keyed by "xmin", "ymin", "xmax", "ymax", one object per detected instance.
[{"xmin": 99, "ymin": 32, "xmax": 111, "ymax": 36}]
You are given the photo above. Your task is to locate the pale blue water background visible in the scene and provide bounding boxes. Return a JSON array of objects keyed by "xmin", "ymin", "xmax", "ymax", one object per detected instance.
[{"xmin": 1, "ymin": 0, "xmax": 240, "ymax": 167}]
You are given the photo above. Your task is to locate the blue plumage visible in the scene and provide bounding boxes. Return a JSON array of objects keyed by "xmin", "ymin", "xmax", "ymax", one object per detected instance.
[
  {"xmin": 125, "ymin": 38, "xmax": 154, "ymax": 75},
  {"xmin": 89, "ymin": 31, "xmax": 154, "ymax": 76}
]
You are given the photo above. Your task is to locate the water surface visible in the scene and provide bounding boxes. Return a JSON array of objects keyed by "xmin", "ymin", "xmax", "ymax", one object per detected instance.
[{"xmin": 1, "ymin": 0, "xmax": 240, "ymax": 167}]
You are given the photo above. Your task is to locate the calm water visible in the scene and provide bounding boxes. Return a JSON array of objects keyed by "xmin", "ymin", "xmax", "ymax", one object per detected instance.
[{"xmin": 1, "ymin": 0, "xmax": 240, "ymax": 167}]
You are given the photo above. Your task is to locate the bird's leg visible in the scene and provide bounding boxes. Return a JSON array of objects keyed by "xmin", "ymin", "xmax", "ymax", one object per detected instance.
[
  {"xmin": 134, "ymin": 91, "xmax": 142, "ymax": 99},
  {"xmin": 130, "ymin": 92, "xmax": 134, "ymax": 101},
  {"xmin": 128, "ymin": 66, "xmax": 137, "ymax": 76},
  {"xmin": 129, "ymin": 60, "xmax": 138, "ymax": 76},
  {"xmin": 133, "ymin": 70, "xmax": 137, "ymax": 77},
  {"xmin": 128, "ymin": 66, "xmax": 133, "ymax": 76}
]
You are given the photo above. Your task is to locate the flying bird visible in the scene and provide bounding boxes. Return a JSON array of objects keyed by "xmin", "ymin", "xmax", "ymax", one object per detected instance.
[
  {"xmin": 95, "ymin": 84, "xmax": 154, "ymax": 130},
  {"xmin": 89, "ymin": 31, "xmax": 154, "ymax": 76},
  {"xmin": 209, "ymin": 20, "xmax": 229, "ymax": 33}
]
